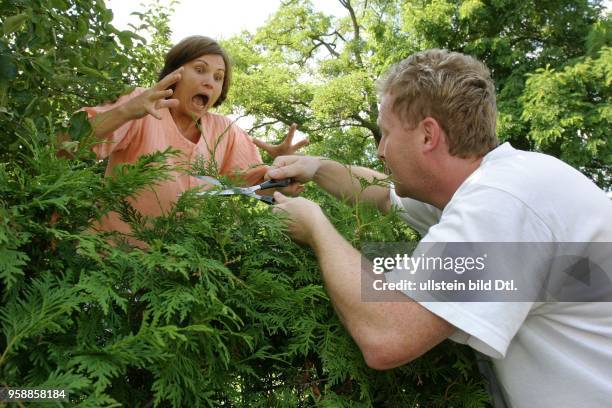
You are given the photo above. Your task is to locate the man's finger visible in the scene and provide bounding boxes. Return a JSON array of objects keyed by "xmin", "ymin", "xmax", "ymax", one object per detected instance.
[
  {"xmin": 273, "ymin": 191, "xmax": 289, "ymax": 204},
  {"xmin": 270, "ymin": 155, "xmax": 297, "ymax": 168},
  {"xmin": 268, "ymin": 160, "xmax": 310, "ymax": 181},
  {"xmin": 267, "ymin": 166, "xmax": 290, "ymax": 179}
]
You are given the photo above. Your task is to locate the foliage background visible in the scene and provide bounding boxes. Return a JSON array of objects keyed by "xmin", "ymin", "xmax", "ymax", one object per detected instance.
[
  {"xmin": 0, "ymin": 0, "xmax": 609, "ymax": 406},
  {"xmin": 221, "ymin": 0, "xmax": 611, "ymax": 186}
]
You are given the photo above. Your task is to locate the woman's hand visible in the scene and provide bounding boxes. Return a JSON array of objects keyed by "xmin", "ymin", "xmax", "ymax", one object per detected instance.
[
  {"xmin": 121, "ymin": 67, "xmax": 184, "ymax": 120},
  {"xmin": 88, "ymin": 67, "xmax": 184, "ymax": 142},
  {"xmin": 253, "ymin": 123, "xmax": 309, "ymax": 159}
]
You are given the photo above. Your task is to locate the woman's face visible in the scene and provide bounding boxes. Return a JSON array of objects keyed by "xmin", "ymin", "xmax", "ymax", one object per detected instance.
[{"xmin": 172, "ymin": 53, "xmax": 225, "ymax": 119}]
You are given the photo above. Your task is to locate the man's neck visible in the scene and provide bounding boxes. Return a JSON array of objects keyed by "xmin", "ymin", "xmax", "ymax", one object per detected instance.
[{"xmin": 430, "ymin": 155, "xmax": 484, "ymax": 210}]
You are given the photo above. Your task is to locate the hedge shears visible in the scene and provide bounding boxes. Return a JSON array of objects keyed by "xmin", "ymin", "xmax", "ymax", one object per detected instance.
[{"xmin": 193, "ymin": 175, "xmax": 292, "ymax": 205}]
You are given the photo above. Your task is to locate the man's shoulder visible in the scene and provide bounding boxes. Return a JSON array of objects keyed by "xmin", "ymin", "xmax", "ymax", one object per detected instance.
[
  {"xmin": 444, "ymin": 144, "xmax": 612, "ymax": 241},
  {"xmin": 463, "ymin": 144, "xmax": 603, "ymax": 209},
  {"xmin": 474, "ymin": 144, "xmax": 576, "ymax": 192}
]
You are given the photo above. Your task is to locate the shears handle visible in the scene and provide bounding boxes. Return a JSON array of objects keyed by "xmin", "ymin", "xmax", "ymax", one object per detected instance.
[
  {"xmin": 256, "ymin": 195, "xmax": 276, "ymax": 205},
  {"xmin": 253, "ymin": 178, "xmax": 294, "ymax": 205},
  {"xmin": 258, "ymin": 178, "xmax": 294, "ymax": 190}
]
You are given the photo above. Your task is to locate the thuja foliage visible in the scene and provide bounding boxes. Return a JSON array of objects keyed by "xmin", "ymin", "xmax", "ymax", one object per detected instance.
[{"xmin": 0, "ymin": 128, "xmax": 489, "ymax": 406}]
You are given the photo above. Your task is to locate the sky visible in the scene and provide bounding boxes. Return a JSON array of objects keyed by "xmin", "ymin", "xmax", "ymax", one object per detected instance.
[
  {"xmin": 105, "ymin": 0, "xmax": 346, "ymax": 43},
  {"xmin": 106, "ymin": 0, "xmax": 611, "ymax": 41}
]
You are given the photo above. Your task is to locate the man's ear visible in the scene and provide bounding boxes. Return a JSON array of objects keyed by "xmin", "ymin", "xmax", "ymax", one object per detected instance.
[{"xmin": 421, "ymin": 117, "xmax": 442, "ymax": 153}]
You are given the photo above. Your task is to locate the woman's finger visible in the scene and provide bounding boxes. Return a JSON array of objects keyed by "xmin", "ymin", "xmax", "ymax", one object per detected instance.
[
  {"xmin": 157, "ymin": 98, "xmax": 180, "ymax": 110},
  {"xmin": 253, "ymin": 138, "xmax": 273, "ymax": 151},
  {"xmin": 151, "ymin": 89, "xmax": 173, "ymax": 101},
  {"xmin": 292, "ymin": 138, "xmax": 309, "ymax": 151},
  {"xmin": 280, "ymin": 183, "xmax": 304, "ymax": 196},
  {"xmin": 283, "ymin": 123, "xmax": 297, "ymax": 144},
  {"xmin": 146, "ymin": 106, "xmax": 162, "ymax": 120},
  {"xmin": 155, "ymin": 67, "xmax": 184, "ymax": 90}
]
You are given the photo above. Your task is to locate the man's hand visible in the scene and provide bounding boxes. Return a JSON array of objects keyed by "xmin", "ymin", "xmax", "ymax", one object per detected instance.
[
  {"xmin": 265, "ymin": 155, "xmax": 323, "ymax": 196},
  {"xmin": 253, "ymin": 123, "xmax": 309, "ymax": 159},
  {"xmin": 272, "ymin": 192, "xmax": 326, "ymax": 246},
  {"xmin": 266, "ymin": 155, "xmax": 322, "ymax": 183}
]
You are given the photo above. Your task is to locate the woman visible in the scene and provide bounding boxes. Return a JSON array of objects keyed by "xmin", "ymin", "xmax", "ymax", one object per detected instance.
[{"xmin": 82, "ymin": 36, "xmax": 305, "ymax": 241}]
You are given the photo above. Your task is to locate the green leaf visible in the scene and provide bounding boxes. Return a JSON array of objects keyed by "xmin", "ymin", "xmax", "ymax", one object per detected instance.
[
  {"xmin": 0, "ymin": 248, "xmax": 28, "ymax": 289},
  {"xmin": 116, "ymin": 30, "xmax": 136, "ymax": 47},
  {"xmin": 0, "ymin": 54, "xmax": 17, "ymax": 83},
  {"xmin": 78, "ymin": 65, "xmax": 109, "ymax": 79},
  {"xmin": 3, "ymin": 13, "xmax": 29, "ymax": 36},
  {"xmin": 68, "ymin": 111, "xmax": 92, "ymax": 141}
]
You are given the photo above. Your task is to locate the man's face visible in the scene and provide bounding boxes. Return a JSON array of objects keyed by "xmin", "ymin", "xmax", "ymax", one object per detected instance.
[{"xmin": 377, "ymin": 94, "xmax": 424, "ymax": 198}]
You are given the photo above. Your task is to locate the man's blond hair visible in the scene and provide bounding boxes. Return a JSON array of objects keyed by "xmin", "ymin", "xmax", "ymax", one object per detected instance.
[{"xmin": 377, "ymin": 49, "xmax": 498, "ymax": 158}]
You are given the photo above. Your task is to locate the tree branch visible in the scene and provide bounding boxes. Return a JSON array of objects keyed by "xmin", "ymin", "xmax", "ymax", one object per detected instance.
[
  {"xmin": 298, "ymin": 39, "xmax": 339, "ymax": 64},
  {"xmin": 338, "ymin": 0, "xmax": 364, "ymax": 67},
  {"xmin": 329, "ymin": 29, "xmax": 347, "ymax": 43},
  {"xmin": 247, "ymin": 120, "xmax": 282, "ymax": 133},
  {"xmin": 313, "ymin": 37, "xmax": 340, "ymax": 58},
  {"xmin": 350, "ymin": 113, "xmax": 381, "ymax": 144}
]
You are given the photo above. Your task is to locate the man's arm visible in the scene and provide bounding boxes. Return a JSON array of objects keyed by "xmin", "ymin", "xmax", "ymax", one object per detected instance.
[
  {"xmin": 267, "ymin": 156, "xmax": 392, "ymax": 213},
  {"xmin": 273, "ymin": 193, "xmax": 454, "ymax": 369}
]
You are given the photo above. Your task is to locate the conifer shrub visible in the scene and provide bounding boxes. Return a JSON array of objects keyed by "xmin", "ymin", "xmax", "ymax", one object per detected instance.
[{"xmin": 0, "ymin": 119, "xmax": 488, "ymax": 406}]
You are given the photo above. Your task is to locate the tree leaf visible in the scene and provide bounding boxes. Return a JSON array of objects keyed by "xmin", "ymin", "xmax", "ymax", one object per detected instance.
[
  {"xmin": 2, "ymin": 13, "xmax": 29, "ymax": 36},
  {"xmin": 68, "ymin": 111, "xmax": 92, "ymax": 141},
  {"xmin": 78, "ymin": 65, "xmax": 109, "ymax": 79},
  {"xmin": 0, "ymin": 54, "xmax": 17, "ymax": 83}
]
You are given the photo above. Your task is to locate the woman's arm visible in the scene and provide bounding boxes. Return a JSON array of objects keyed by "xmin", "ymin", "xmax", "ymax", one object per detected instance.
[{"xmin": 88, "ymin": 68, "xmax": 183, "ymax": 141}]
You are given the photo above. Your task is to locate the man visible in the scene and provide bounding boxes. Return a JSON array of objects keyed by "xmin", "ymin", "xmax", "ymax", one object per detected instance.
[{"xmin": 266, "ymin": 49, "xmax": 612, "ymax": 407}]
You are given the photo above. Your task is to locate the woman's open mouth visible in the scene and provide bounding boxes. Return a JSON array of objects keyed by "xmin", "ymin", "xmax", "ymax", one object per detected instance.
[{"xmin": 192, "ymin": 94, "xmax": 209, "ymax": 109}]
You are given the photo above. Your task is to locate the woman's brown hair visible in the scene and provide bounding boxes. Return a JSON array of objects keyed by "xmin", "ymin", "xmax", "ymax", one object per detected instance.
[{"xmin": 159, "ymin": 35, "xmax": 232, "ymax": 107}]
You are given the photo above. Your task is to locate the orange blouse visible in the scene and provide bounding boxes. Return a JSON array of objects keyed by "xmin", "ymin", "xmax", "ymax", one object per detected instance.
[{"xmin": 82, "ymin": 88, "xmax": 266, "ymax": 239}]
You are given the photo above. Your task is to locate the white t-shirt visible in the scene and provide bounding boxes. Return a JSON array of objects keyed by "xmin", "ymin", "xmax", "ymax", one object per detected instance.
[{"xmin": 389, "ymin": 143, "xmax": 612, "ymax": 408}]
